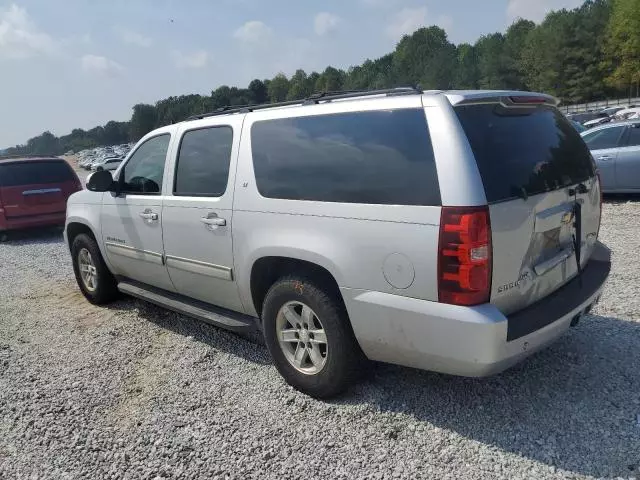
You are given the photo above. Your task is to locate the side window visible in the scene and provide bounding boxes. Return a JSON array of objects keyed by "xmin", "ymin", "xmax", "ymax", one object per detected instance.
[
  {"xmin": 583, "ymin": 127, "xmax": 625, "ymax": 150},
  {"xmin": 250, "ymin": 109, "xmax": 441, "ymax": 206},
  {"xmin": 174, "ymin": 126, "xmax": 233, "ymax": 197},
  {"xmin": 122, "ymin": 134, "xmax": 171, "ymax": 194},
  {"xmin": 623, "ymin": 125, "xmax": 640, "ymax": 147}
]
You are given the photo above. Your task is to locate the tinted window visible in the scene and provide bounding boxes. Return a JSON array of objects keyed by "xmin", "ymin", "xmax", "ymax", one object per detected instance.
[
  {"xmin": 174, "ymin": 127, "xmax": 233, "ymax": 196},
  {"xmin": 251, "ymin": 109, "xmax": 440, "ymax": 206},
  {"xmin": 623, "ymin": 125, "xmax": 640, "ymax": 147},
  {"xmin": 0, "ymin": 160, "xmax": 74, "ymax": 187},
  {"xmin": 456, "ymin": 104, "xmax": 595, "ymax": 203},
  {"xmin": 122, "ymin": 134, "xmax": 170, "ymax": 194},
  {"xmin": 582, "ymin": 126, "xmax": 625, "ymax": 150}
]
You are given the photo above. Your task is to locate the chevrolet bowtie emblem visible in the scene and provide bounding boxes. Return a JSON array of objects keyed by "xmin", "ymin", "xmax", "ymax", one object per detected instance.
[{"xmin": 561, "ymin": 211, "xmax": 574, "ymax": 224}]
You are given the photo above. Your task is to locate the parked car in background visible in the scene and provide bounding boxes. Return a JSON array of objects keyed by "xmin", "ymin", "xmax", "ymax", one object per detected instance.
[
  {"xmin": 66, "ymin": 88, "xmax": 610, "ymax": 398},
  {"xmin": 92, "ymin": 156, "xmax": 123, "ymax": 172},
  {"xmin": 613, "ymin": 107, "xmax": 640, "ymax": 121},
  {"xmin": 571, "ymin": 120, "xmax": 587, "ymax": 133},
  {"xmin": 0, "ymin": 156, "xmax": 82, "ymax": 235},
  {"xmin": 600, "ymin": 106, "xmax": 629, "ymax": 117},
  {"xmin": 568, "ymin": 111, "xmax": 609, "ymax": 125},
  {"xmin": 582, "ymin": 120, "xmax": 640, "ymax": 193},
  {"xmin": 583, "ymin": 116, "xmax": 612, "ymax": 129}
]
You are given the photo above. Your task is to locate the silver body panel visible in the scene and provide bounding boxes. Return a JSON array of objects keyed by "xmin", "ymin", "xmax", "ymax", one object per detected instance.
[
  {"xmin": 488, "ymin": 178, "xmax": 601, "ymax": 315},
  {"xmin": 66, "ymin": 89, "xmax": 610, "ymax": 377}
]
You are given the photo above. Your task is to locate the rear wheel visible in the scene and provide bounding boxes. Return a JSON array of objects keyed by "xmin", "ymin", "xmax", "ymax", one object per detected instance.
[
  {"xmin": 262, "ymin": 275, "xmax": 363, "ymax": 398},
  {"xmin": 71, "ymin": 233, "xmax": 118, "ymax": 304}
]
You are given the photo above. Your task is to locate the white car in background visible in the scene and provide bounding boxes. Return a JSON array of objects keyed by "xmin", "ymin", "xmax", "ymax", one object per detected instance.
[
  {"xmin": 613, "ymin": 107, "xmax": 640, "ymax": 121},
  {"xmin": 91, "ymin": 156, "xmax": 123, "ymax": 172}
]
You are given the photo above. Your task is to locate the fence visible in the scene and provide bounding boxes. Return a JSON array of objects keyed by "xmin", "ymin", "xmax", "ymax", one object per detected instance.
[{"xmin": 560, "ymin": 97, "xmax": 640, "ymax": 114}]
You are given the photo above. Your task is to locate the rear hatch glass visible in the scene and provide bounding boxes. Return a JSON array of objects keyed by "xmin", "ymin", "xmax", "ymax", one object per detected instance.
[
  {"xmin": 455, "ymin": 103, "xmax": 600, "ymax": 315},
  {"xmin": 0, "ymin": 160, "xmax": 78, "ymax": 218}
]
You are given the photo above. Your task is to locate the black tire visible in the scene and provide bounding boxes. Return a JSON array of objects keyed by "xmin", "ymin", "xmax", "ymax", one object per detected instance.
[
  {"xmin": 71, "ymin": 233, "xmax": 119, "ymax": 305},
  {"xmin": 262, "ymin": 275, "xmax": 364, "ymax": 398}
]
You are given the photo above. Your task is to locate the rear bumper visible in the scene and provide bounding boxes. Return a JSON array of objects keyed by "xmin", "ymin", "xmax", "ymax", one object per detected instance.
[{"xmin": 342, "ymin": 242, "xmax": 611, "ymax": 377}]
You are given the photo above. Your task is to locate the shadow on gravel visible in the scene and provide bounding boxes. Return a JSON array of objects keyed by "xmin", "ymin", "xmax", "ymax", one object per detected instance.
[
  {"xmin": 106, "ymin": 297, "xmax": 271, "ymax": 366},
  {"xmin": 603, "ymin": 193, "xmax": 640, "ymax": 204},
  {"xmin": 338, "ymin": 314, "xmax": 640, "ymax": 478},
  {"xmin": 0, "ymin": 228, "xmax": 64, "ymax": 245}
]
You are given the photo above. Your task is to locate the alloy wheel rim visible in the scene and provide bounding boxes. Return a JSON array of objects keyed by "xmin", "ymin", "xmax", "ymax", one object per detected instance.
[
  {"xmin": 78, "ymin": 248, "xmax": 98, "ymax": 292},
  {"xmin": 276, "ymin": 301, "xmax": 328, "ymax": 375}
]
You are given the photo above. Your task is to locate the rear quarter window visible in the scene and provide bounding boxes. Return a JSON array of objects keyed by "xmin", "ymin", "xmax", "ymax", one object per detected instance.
[
  {"xmin": 455, "ymin": 104, "xmax": 595, "ymax": 203},
  {"xmin": 0, "ymin": 160, "xmax": 75, "ymax": 187},
  {"xmin": 250, "ymin": 109, "xmax": 441, "ymax": 206}
]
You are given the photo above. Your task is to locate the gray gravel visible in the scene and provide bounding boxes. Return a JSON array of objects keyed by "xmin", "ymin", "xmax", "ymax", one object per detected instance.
[{"xmin": 1, "ymin": 202, "xmax": 639, "ymax": 480}]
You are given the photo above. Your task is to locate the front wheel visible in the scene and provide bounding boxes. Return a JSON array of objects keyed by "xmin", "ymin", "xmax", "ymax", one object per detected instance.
[
  {"xmin": 71, "ymin": 233, "xmax": 118, "ymax": 304},
  {"xmin": 262, "ymin": 276, "xmax": 364, "ymax": 398}
]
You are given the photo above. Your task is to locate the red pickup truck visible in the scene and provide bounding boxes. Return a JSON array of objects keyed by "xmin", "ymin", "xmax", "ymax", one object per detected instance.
[{"xmin": 0, "ymin": 156, "xmax": 82, "ymax": 235}]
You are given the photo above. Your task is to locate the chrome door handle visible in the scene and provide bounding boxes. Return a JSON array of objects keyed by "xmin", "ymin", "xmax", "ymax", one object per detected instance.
[
  {"xmin": 596, "ymin": 155, "xmax": 612, "ymax": 161},
  {"xmin": 139, "ymin": 212, "xmax": 158, "ymax": 220},
  {"xmin": 200, "ymin": 216, "xmax": 226, "ymax": 227}
]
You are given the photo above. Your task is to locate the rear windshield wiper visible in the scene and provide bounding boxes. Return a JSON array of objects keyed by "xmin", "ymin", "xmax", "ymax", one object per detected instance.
[{"xmin": 510, "ymin": 185, "xmax": 529, "ymax": 201}]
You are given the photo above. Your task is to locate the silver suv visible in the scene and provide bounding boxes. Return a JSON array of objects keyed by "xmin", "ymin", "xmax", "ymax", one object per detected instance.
[{"xmin": 65, "ymin": 88, "xmax": 611, "ymax": 398}]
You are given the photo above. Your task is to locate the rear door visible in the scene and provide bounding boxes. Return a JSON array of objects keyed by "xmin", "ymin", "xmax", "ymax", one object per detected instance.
[
  {"xmin": 161, "ymin": 119, "xmax": 244, "ymax": 312},
  {"xmin": 615, "ymin": 123, "xmax": 640, "ymax": 190},
  {"xmin": 455, "ymin": 103, "xmax": 600, "ymax": 315},
  {"xmin": 0, "ymin": 160, "xmax": 79, "ymax": 219},
  {"xmin": 582, "ymin": 125, "xmax": 627, "ymax": 191}
]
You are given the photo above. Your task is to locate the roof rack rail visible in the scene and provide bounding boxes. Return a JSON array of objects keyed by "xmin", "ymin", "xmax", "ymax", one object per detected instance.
[
  {"xmin": 186, "ymin": 99, "xmax": 304, "ymax": 121},
  {"xmin": 303, "ymin": 86, "xmax": 422, "ymax": 104},
  {"xmin": 185, "ymin": 86, "xmax": 424, "ymax": 121}
]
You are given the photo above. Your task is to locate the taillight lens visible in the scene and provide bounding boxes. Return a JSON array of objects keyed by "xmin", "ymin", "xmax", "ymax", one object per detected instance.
[{"xmin": 438, "ymin": 206, "xmax": 492, "ymax": 306}]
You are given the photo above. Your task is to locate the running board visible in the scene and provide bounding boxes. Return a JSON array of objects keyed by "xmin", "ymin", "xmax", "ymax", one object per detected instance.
[{"xmin": 117, "ymin": 280, "xmax": 257, "ymax": 333}]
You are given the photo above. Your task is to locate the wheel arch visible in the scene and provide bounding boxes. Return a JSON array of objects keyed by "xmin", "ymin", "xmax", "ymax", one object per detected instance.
[{"xmin": 249, "ymin": 255, "xmax": 345, "ymax": 319}]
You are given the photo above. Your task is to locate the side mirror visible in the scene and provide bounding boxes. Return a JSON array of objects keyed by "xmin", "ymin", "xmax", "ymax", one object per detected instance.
[{"xmin": 87, "ymin": 169, "xmax": 115, "ymax": 192}]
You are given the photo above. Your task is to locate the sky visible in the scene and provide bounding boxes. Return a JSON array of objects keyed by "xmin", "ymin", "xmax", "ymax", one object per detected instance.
[{"xmin": 0, "ymin": 0, "xmax": 584, "ymax": 148}]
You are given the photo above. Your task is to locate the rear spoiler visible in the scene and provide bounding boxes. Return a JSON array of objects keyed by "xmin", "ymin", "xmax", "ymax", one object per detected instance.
[{"xmin": 444, "ymin": 91, "xmax": 559, "ymax": 108}]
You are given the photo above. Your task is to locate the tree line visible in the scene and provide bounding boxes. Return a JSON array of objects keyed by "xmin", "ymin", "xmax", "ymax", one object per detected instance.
[{"xmin": 6, "ymin": 0, "xmax": 639, "ymax": 156}]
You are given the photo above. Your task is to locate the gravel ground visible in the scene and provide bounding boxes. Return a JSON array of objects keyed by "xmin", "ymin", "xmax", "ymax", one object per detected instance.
[{"xmin": 1, "ymin": 202, "xmax": 639, "ymax": 480}]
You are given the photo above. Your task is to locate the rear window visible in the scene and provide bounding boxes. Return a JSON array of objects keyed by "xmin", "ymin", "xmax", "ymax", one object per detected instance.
[
  {"xmin": 456, "ymin": 104, "xmax": 595, "ymax": 203},
  {"xmin": 251, "ymin": 109, "xmax": 441, "ymax": 206},
  {"xmin": 0, "ymin": 160, "xmax": 75, "ymax": 187}
]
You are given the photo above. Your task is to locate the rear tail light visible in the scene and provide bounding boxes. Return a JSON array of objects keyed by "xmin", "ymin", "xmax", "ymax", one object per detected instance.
[{"xmin": 438, "ymin": 206, "xmax": 492, "ymax": 306}]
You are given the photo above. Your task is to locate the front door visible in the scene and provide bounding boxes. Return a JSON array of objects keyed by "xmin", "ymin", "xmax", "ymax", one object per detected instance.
[
  {"xmin": 161, "ymin": 119, "xmax": 244, "ymax": 312},
  {"xmin": 101, "ymin": 133, "xmax": 176, "ymax": 292},
  {"xmin": 615, "ymin": 123, "xmax": 640, "ymax": 190}
]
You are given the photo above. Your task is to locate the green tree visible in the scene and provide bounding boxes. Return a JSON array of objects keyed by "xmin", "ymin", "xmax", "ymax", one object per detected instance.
[
  {"xmin": 393, "ymin": 27, "xmax": 456, "ymax": 89},
  {"xmin": 211, "ymin": 86, "xmax": 232, "ymax": 109},
  {"xmin": 268, "ymin": 73, "xmax": 290, "ymax": 102},
  {"xmin": 503, "ymin": 19, "xmax": 536, "ymax": 89},
  {"xmin": 129, "ymin": 104, "xmax": 157, "ymax": 141},
  {"xmin": 475, "ymin": 33, "xmax": 511, "ymax": 89},
  {"xmin": 287, "ymin": 69, "xmax": 313, "ymax": 100},
  {"xmin": 315, "ymin": 66, "xmax": 346, "ymax": 92},
  {"xmin": 454, "ymin": 43, "xmax": 479, "ymax": 88},
  {"xmin": 603, "ymin": 0, "xmax": 640, "ymax": 90},
  {"xmin": 248, "ymin": 79, "xmax": 268, "ymax": 104},
  {"xmin": 25, "ymin": 131, "xmax": 59, "ymax": 155}
]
